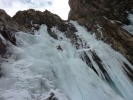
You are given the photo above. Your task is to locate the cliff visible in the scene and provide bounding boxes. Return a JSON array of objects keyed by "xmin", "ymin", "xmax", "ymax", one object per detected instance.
[
  {"xmin": 0, "ymin": 9, "xmax": 77, "ymax": 58},
  {"xmin": 0, "ymin": 0, "xmax": 133, "ymax": 75},
  {"xmin": 0, "ymin": 1, "xmax": 133, "ymax": 99},
  {"xmin": 69, "ymin": 0, "xmax": 133, "ymax": 64}
]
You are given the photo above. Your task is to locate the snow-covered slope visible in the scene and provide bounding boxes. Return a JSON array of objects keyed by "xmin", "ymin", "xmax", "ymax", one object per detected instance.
[{"xmin": 0, "ymin": 22, "xmax": 133, "ymax": 100}]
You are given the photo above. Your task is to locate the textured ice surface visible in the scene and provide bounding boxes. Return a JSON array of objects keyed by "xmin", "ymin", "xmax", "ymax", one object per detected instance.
[{"xmin": 0, "ymin": 23, "xmax": 132, "ymax": 100}]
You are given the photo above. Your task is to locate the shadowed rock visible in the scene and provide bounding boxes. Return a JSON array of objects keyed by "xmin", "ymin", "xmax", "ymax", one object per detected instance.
[
  {"xmin": 0, "ymin": 9, "xmax": 17, "ymax": 58},
  {"xmin": 0, "ymin": 38, "xmax": 6, "ymax": 56},
  {"xmin": 69, "ymin": 0, "xmax": 133, "ymax": 25}
]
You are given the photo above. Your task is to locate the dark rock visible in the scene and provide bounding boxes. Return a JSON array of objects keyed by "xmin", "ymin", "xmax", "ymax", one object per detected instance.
[
  {"xmin": 0, "ymin": 10, "xmax": 10, "ymax": 58},
  {"xmin": 0, "ymin": 28, "xmax": 16, "ymax": 45},
  {"xmin": 0, "ymin": 9, "xmax": 17, "ymax": 58},
  {"xmin": 69, "ymin": 0, "xmax": 133, "ymax": 25},
  {"xmin": 46, "ymin": 92, "xmax": 58, "ymax": 100},
  {"xmin": 0, "ymin": 38, "xmax": 6, "ymax": 57},
  {"xmin": 57, "ymin": 45, "xmax": 63, "ymax": 51},
  {"xmin": 12, "ymin": 9, "xmax": 65, "ymax": 31},
  {"xmin": 123, "ymin": 63, "xmax": 133, "ymax": 81},
  {"xmin": 0, "ymin": 9, "xmax": 11, "ymax": 23}
]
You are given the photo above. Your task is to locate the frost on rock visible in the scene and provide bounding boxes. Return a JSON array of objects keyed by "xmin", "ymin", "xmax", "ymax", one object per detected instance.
[{"xmin": 123, "ymin": 14, "xmax": 133, "ymax": 35}]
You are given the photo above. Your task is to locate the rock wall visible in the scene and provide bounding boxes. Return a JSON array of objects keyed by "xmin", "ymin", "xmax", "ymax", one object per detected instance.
[
  {"xmin": 69, "ymin": 0, "xmax": 133, "ymax": 25},
  {"xmin": 0, "ymin": 9, "xmax": 77, "ymax": 57},
  {"xmin": 68, "ymin": 0, "xmax": 133, "ymax": 63},
  {"xmin": 0, "ymin": 1, "xmax": 132, "ymax": 81},
  {"xmin": 0, "ymin": 9, "xmax": 17, "ymax": 57},
  {"xmin": 12, "ymin": 9, "xmax": 65, "ymax": 32},
  {"xmin": 0, "ymin": 0, "xmax": 133, "ymax": 63}
]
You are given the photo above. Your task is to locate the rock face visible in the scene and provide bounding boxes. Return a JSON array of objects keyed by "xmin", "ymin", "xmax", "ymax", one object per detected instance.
[
  {"xmin": 0, "ymin": 9, "xmax": 77, "ymax": 57},
  {"xmin": 69, "ymin": 0, "xmax": 133, "ymax": 63},
  {"xmin": 69, "ymin": 0, "xmax": 133, "ymax": 25},
  {"xmin": 0, "ymin": 1, "xmax": 133, "ymax": 61},
  {"xmin": 0, "ymin": 9, "xmax": 17, "ymax": 57},
  {"xmin": 13, "ymin": 9, "xmax": 65, "ymax": 32},
  {"xmin": 12, "ymin": 9, "xmax": 77, "ymax": 39},
  {"xmin": 0, "ymin": 0, "xmax": 133, "ymax": 66}
]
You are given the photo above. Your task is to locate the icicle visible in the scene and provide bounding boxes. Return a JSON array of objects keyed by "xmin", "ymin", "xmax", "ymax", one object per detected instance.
[{"xmin": 71, "ymin": 21, "xmax": 133, "ymax": 100}]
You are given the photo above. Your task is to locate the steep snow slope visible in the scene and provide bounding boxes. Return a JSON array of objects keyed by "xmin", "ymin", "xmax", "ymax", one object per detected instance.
[{"xmin": 0, "ymin": 22, "xmax": 133, "ymax": 100}]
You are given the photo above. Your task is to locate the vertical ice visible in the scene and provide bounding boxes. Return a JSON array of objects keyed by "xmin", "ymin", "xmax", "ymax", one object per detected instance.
[{"xmin": 0, "ymin": 23, "xmax": 132, "ymax": 100}]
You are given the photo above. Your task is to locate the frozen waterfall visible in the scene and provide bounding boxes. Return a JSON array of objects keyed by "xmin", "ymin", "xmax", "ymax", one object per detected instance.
[{"xmin": 0, "ymin": 22, "xmax": 133, "ymax": 100}]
